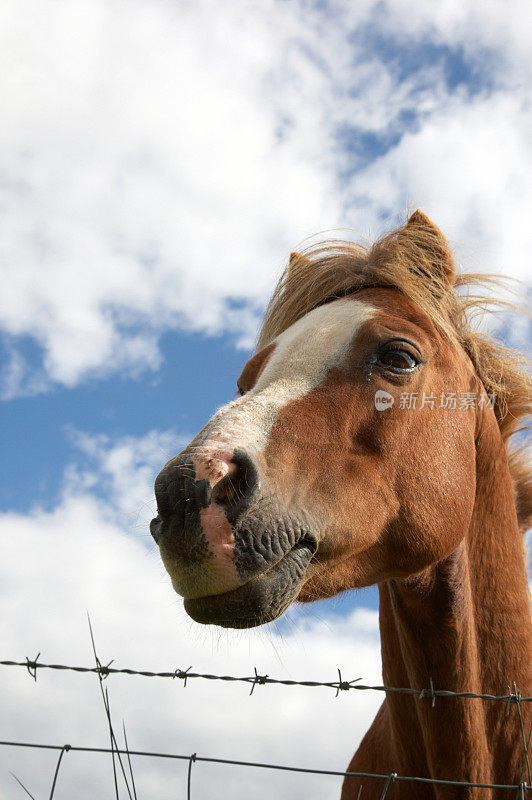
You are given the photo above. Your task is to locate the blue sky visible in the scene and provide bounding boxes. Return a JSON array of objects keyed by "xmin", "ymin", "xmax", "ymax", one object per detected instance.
[
  {"xmin": 1, "ymin": 1, "xmax": 531, "ymax": 797},
  {"xmin": 1, "ymin": 332, "xmax": 242, "ymax": 510}
]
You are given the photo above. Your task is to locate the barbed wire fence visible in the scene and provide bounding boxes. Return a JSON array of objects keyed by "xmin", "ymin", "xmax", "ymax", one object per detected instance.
[{"xmin": 1, "ymin": 626, "xmax": 531, "ymax": 799}]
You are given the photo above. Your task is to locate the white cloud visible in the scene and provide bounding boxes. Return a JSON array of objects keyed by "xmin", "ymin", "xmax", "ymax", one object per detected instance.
[
  {"xmin": 345, "ymin": 93, "xmax": 532, "ymax": 282},
  {"xmin": 0, "ymin": 429, "xmax": 382, "ymax": 799},
  {"xmin": 0, "ymin": 0, "xmax": 342, "ymax": 389},
  {"xmin": 1, "ymin": 0, "xmax": 531, "ymax": 394},
  {"xmin": 64, "ymin": 427, "xmax": 190, "ymax": 529},
  {"xmin": 370, "ymin": 0, "xmax": 532, "ymax": 84}
]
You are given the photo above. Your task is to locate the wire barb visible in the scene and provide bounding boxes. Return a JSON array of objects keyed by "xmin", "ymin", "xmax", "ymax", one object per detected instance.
[
  {"xmin": 98, "ymin": 660, "xmax": 115, "ymax": 680},
  {"xmin": 249, "ymin": 667, "xmax": 268, "ymax": 696},
  {"xmin": 418, "ymin": 677, "xmax": 436, "ymax": 707},
  {"xmin": 507, "ymin": 684, "xmax": 523, "ymax": 717},
  {"xmin": 173, "ymin": 666, "xmax": 193, "ymax": 687},
  {"xmin": 25, "ymin": 653, "xmax": 40, "ymax": 682},
  {"xmin": 334, "ymin": 668, "xmax": 359, "ymax": 697}
]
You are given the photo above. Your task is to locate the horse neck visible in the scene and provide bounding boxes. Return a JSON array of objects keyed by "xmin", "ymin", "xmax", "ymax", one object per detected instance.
[{"xmin": 378, "ymin": 411, "xmax": 532, "ymax": 792}]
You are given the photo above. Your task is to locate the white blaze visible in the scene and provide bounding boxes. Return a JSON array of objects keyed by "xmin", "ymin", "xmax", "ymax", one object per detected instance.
[{"xmin": 194, "ymin": 298, "xmax": 375, "ymax": 461}]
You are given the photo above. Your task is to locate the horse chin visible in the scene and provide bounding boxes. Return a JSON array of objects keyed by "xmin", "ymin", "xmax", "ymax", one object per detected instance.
[{"xmin": 183, "ymin": 535, "xmax": 317, "ymax": 628}]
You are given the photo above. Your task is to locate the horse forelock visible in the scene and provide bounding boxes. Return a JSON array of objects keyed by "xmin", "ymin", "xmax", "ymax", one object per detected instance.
[{"xmin": 194, "ymin": 298, "xmax": 376, "ymax": 467}]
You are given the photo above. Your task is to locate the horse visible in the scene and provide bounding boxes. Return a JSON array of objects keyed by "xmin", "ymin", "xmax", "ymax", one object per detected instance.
[{"xmin": 150, "ymin": 210, "xmax": 532, "ymax": 798}]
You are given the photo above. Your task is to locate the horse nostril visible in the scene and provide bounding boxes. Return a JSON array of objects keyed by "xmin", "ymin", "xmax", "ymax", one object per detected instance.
[
  {"xmin": 153, "ymin": 455, "xmax": 212, "ymax": 524},
  {"xmin": 150, "ymin": 515, "xmax": 163, "ymax": 544},
  {"xmin": 211, "ymin": 448, "xmax": 260, "ymax": 523},
  {"xmin": 153, "ymin": 449, "xmax": 259, "ymax": 529},
  {"xmin": 212, "ymin": 473, "xmax": 240, "ymax": 507}
]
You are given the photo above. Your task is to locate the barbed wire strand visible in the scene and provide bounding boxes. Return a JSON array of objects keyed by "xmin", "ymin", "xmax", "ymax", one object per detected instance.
[
  {"xmin": 3, "ymin": 640, "xmax": 531, "ymax": 798},
  {"xmin": 0, "ymin": 740, "xmax": 530, "ymax": 793},
  {"xmin": 1, "ymin": 658, "xmax": 531, "ymax": 705}
]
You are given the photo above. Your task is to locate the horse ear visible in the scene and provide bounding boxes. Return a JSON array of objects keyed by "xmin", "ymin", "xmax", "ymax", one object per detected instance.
[
  {"xmin": 285, "ymin": 251, "xmax": 312, "ymax": 287},
  {"xmin": 289, "ymin": 251, "xmax": 312, "ymax": 271},
  {"xmin": 406, "ymin": 209, "xmax": 455, "ymax": 286}
]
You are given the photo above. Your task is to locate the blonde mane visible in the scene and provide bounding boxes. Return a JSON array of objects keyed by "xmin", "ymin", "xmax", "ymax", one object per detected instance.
[{"xmin": 257, "ymin": 212, "xmax": 531, "ymax": 446}]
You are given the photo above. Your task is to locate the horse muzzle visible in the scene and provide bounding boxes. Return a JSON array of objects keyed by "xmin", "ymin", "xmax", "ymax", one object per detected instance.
[{"xmin": 150, "ymin": 448, "xmax": 318, "ymax": 626}]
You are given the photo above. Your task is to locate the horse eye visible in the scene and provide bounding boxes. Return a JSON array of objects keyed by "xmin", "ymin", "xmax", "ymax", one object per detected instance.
[{"xmin": 377, "ymin": 349, "xmax": 418, "ymax": 372}]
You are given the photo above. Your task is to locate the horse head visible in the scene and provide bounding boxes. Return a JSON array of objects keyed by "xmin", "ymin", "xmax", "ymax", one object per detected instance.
[{"xmin": 150, "ymin": 210, "xmax": 529, "ymax": 631}]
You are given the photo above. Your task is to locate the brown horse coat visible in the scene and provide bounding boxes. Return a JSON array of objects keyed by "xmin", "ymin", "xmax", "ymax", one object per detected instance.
[{"xmin": 152, "ymin": 211, "xmax": 532, "ymax": 797}]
